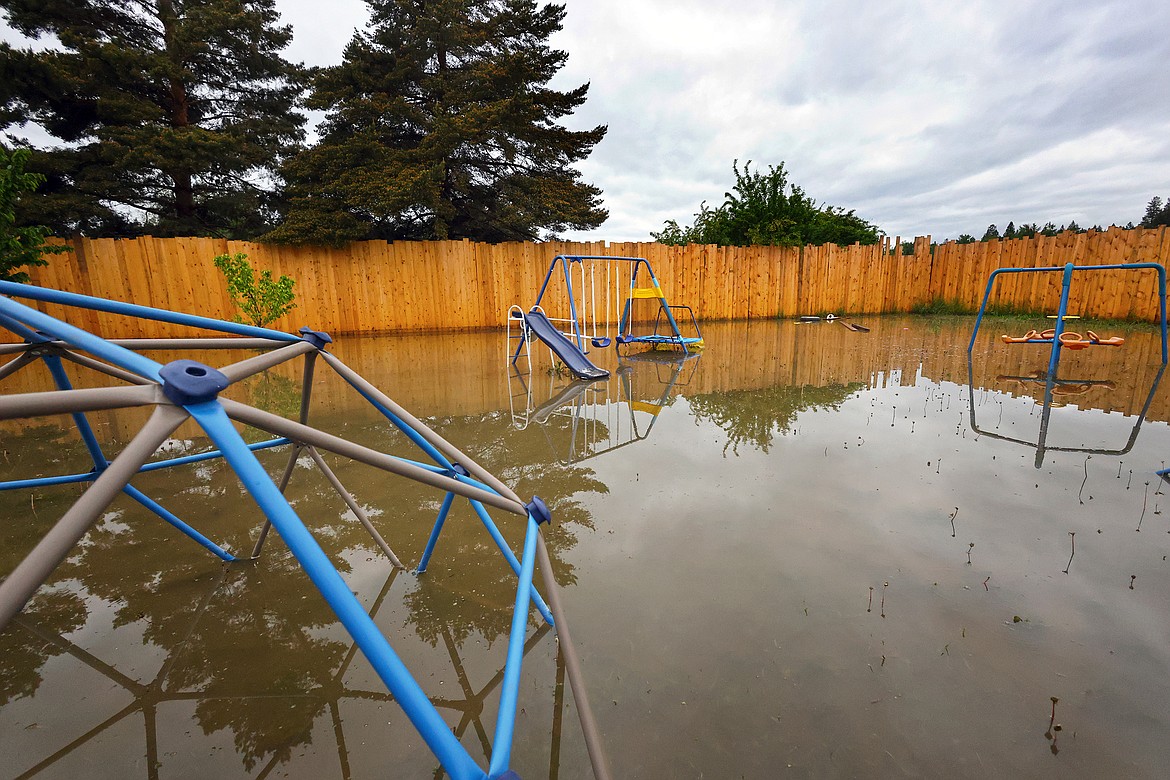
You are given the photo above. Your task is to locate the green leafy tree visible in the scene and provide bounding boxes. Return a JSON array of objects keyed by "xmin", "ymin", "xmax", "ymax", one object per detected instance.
[
  {"xmin": 0, "ymin": 144, "xmax": 70, "ymax": 282},
  {"xmin": 0, "ymin": 0, "xmax": 306, "ymax": 238},
  {"xmin": 267, "ymin": 0, "xmax": 607, "ymax": 245},
  {"xmin": 653, "ymin": 160, "xmax": 880, "ymax": 247},
  {"xmin": 1040, "ymin": 222, "xmax": 1059, "ymax": 236},
  {"xmin": 213, "ymin": 251, "xmax": 296, "ymax": 328},
  {"xmin": 980, "ymin": 224, "xmax": 1000, "ymax": 241},
  {"xmin": 1141, "ymin": 196, "xmax": 1170, "ymax": 228}
]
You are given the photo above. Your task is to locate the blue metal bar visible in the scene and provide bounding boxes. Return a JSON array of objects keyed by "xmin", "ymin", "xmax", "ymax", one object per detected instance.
[
  {"xmin": 0, "ymin": 309, "xmax": 44, "ymax": 342},
  {"xmin": 334, "ymin": 375, "xmax": 454, "ymax": 469},
  {"xmin": 487, "ymin": 513, "xmax": 540, "ymax": 778},
  {"xmin": 1045, "ymin": 263, "xmax": 1075, "ymax": 377},
  {"xmin": 417, "ymin": 492, "xmax": 456, "ymax": 574},
  {"xmin": 0, "ymin": 471, "xmax": 98, "ymax": 490},
  {"xmin": 138, "ymin": 437, "xmax": 290, "ymax": 473},
  {"xmin": 122, "ymin": 485, "xmax": 236, "ymax": 562},
  {"xmin": 0, "ymin": 439, "xmax": 289, "ymax": 490},
  {"xmin": 187, "ymin": 400, "xmax": 483, "ymax": 780},
  {"xmin": 42, "ymin": 354, "xmax": 111, "ymax": 470},
  {"xmin": 0, "ymin": 295, "xmax": 164, "ymax": 381},
  {"xmin": 0, "ymin": 281, "xmax": 300, "ymax": 343},
  {"xmin": 469, "ymin": 500, "xmax": 554, "ymax": 626}
]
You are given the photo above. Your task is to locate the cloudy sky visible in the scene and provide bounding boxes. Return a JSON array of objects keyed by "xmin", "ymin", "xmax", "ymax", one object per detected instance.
[{"xmin": 6, "ymin": 1, "xmax": 1170, "ymax": 242}]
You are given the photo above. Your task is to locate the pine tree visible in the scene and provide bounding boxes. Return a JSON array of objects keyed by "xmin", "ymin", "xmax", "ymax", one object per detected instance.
[
  {"xmin": 1142, "ymin": 196, "xmax": 1170, "ymax": 228},
  {"xmin": 981, "ymin": 224, "xmax": 1000, "ymax": 241},
  {"xmin": 0, "ymin": 0, "xmax": 306, "ymax": 237},
  {"xmin": 266, "ymin": 0, "xmax": 607, "ymax": 245}
]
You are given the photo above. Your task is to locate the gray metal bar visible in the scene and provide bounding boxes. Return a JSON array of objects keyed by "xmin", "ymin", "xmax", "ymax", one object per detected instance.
[
  {"xmin": 0, "ymin": 383, "xmax": 163, "ymax": 421},
  {"xmin": 0, "ymin": 342, "xmax": 35, "ymax": 356},
  {"xmin": 218, "ymin": 340, "xmax": 318, "ymax": 384},
  {"xmin": 219, "ymin": 397, "xmax": 526, "ymax": 517},
  {"xmin": 306, "ymin": 446, "xmax": 406, "ymax": 569},
  {"xmin": 320, "ymin": 352, "xmax": 524, "ymax": 504},
  {"xmin": 105, "ymin": 337, "xmax": 289, "ymax": 350},
  {"xmin": 58, "ymin": 348, "xmax": 156, "ymax": 385},
  {"xmin": 535, "ymin": 533, "xmax": 613, "ymax": 780},
  {"xmin": 248, "ymin": 443, "xmax": 303, "ymax": 559},
  {"xmin": 0, "ymin": 404, "xmax": 189, "ymax": 631},
  {"xmin": 249, "ymin": 352, "xmax": 317, "ymax": 558},
  {"xmin": 0, "ymin": 350, "xmax": 37, "ymax": 381}
]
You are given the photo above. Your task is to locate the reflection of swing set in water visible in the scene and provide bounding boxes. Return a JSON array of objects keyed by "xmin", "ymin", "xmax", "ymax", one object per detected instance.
[
  {"xmin": 967, "ymin": 356, "xmax": 1166, "ymax": 469},
  {"xmin": 0, "ymin": 281, "xmax": 610, "ymax": 780},
  {"xmin": 6, "ymin": 566, "xmax": 574, "ymax": 780},
  {"xmin": 508, "ymin": 350, "xmax": 701, "ymax": 464},
  {"xmin": 967, "ymin": 261, "xmax": 1168, "ymax": 471}
]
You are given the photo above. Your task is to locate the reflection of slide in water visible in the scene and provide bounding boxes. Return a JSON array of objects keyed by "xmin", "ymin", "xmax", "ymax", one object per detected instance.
[
  {"xmin": 511, "ymin": 351, "xmax": 701, "ymax": 464},
  {"xmin": 968, "ymin": 356, "xmax": 1166, "ymax": 469},
  {"xmin": 5, "ymin": 567, "xmax": 568, "ymax": 780}
]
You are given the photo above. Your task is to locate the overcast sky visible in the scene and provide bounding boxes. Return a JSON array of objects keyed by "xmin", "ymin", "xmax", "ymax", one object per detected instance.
[{"xmin": 6, "ymin": 0, "xmax": 1170, "ymax": 242}]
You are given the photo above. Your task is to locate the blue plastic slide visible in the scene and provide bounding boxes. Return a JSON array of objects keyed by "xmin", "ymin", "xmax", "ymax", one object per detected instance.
[{"xmin": 523, "ymin": 309, "xmax": 609, "ymax": 380}]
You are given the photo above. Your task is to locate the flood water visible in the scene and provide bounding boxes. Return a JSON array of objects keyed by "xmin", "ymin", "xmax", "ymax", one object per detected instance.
[{"xmin": 3, "ymin": 317, "xmax": 1170, "ymax": 778}]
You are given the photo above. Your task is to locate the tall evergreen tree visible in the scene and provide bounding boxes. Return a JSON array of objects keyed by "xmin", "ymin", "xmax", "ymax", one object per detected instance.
[
  {"xmin": 266, "ymin": 0, "xmax": 607, "ymax": 245},
  {"xmin": 0, "ymin": 0, "xmax": 306, "ymax": 237},
  {"xmin": 1142, "ymin": 196, "xmax": 1170, "ymax": 228}
]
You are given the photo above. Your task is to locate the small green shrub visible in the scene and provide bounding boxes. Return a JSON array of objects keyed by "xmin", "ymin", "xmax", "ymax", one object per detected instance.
[{"xmin": 212, "ymin": 252, "xmax": 297, "ymax": 328}]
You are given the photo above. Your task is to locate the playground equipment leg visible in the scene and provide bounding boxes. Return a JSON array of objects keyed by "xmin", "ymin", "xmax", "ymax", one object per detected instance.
[
  {"xmin": 417, "ymin": 491, "xmax": 456, "ymax": 573},
  {"xmin": 191, "ymin": 400, "xmax": 485, "ymax": 780},
  {"xmin": 488, "ymin": 513, "xmax": 540, "ymax": 777},
  {"xmin": 306, "ymin": 445, "xmax": 406, "ymax": 569}
]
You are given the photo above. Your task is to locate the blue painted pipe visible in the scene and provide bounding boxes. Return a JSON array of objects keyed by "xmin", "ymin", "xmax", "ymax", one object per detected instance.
[
  {"xmin": 0, "ymin": 471, "xmax": 99, "ymax": 490},
  {"xmin": 488, "ymin": 513, "xmax": 540, "ymax": 778},
  {"xmin": 0, "ymin": 280, "xmax": 299, "ymax": 343},
  {"xmin": 187, "ymin": 400, "xmax": 484, "ymax": 780},
  {"xmin": 122, "ymin": 485, "xmax": 236, "ymax": 562},
  {"xmin": 0, "ymin": 295, "xmax": 164, "ymax": 381},
  {"xmin": 469, "ymin": 500, "xmax": 554, "ymax": 626},
  {"xmin": 137, "ymin": 437, "xmax": 291, "ymax": 473},
  {"xmin": 417, "ymin": 492, "xmax": 456, "ymax": 573}
]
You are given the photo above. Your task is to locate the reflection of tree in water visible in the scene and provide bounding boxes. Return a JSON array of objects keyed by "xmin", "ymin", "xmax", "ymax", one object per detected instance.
[
  {"xmin": 0, "ymin": 588, "xmax": 86, "ymax": 705},
  {"xmin": 688, "ymin": 382, "xmax": 863, "ymax": 454},
  {"xmin": 0, "ymin": 401, "xmax": 605, "ymax": 773}
]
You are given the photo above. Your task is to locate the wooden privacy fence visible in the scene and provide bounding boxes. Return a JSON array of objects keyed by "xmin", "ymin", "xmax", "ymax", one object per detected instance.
[{"xmin": 15, "ymin": 227, "xmax": 1170, "ymax": 338}]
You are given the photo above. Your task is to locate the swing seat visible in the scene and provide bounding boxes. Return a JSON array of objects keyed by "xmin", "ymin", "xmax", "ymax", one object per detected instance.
[
  {"xmin": 1058, "ymin": 331, "xmax": 1092, "ymax": 349},
  {"xmin": 1001, "ymin": 330, "xmax": 1041, "ymax": 344},
  {"xmin": 1086, "ymin": 330, "xmax": 1124, "ymax": 346},
  {"xmin": 591, "ymin": 337, "xmax": 612, "ymax": 348}
]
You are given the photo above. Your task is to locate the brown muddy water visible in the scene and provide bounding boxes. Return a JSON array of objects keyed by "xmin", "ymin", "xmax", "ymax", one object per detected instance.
[{"xmin": 2, "ymin": 317, "xmax": 1170, "ymax": 778}]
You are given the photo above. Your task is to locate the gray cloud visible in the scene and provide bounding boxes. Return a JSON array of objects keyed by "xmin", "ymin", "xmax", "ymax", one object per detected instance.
[{"xmin": 5, "ymin": 0, "xmax": 1168, "ymax": 242}]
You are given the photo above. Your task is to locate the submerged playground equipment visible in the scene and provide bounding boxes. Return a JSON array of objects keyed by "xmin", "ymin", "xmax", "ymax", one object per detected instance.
[
  {"xmin": 968, "ymin": 261, "xmax": 1168, "ymax": 473},
  {"xmin": 508, "ymin": 255, "xmax": 703, "ymax": 381},
  {"xmin": 0, "ymin": 281, "xmax": 610, "ymax": 780}
]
